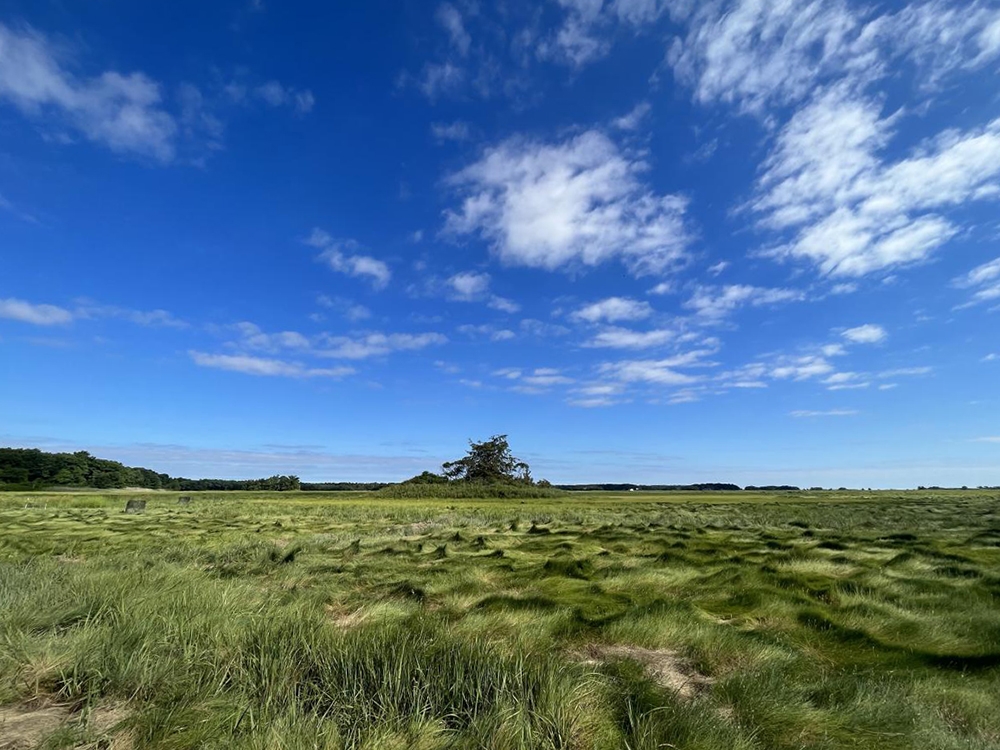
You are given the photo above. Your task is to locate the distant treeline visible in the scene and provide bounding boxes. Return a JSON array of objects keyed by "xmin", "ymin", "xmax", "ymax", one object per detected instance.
[
  {"xmin": 0, "ymin": 448, "xmax": 300, "ymax": 492},
  {"xmin": 301, "ymin": 482, "xmax": 392, "ymax": 492},
  {"xmin": 555, "ymin": 483, "xmax": 803, "ymax": 492}
]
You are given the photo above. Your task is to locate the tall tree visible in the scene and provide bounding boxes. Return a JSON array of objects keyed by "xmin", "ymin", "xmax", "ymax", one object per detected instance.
[{"xmin": 441, "ymin": 435, "xmax": 532, "ymax": 484}]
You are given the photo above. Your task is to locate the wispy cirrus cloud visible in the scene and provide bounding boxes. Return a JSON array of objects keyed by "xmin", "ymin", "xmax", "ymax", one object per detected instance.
[
  {"xmin": 0, "ymin": 297, "xmax": 74, "ymax": 326},
  {"xmin": 0, "ymin": 23, "xmax": 314, "ymax": 164},
  {"xmin": 189, "ymin": 351, "xmax": 354, "ymax": 378},
  {"xmin": 317, "ymin": 331, "xmax": 447, "ymax": 360},
  {"xmin": 790, "ymin": 409, "xmax": 859, "ymax": 418},
  {"xmin": 954, "ymin": 256, "xmax": 1000, "ymax": 309},
  {"xmin": 684, "ymin": 285, "xmax": 805, "ymax": 320},
  {"xmin": 305, "ymin": 229, "xmax": 391, "ymax": 289}
]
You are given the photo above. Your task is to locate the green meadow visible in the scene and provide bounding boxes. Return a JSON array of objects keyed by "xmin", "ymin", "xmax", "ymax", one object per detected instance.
[{"xmin": 1, "ymin": 489, "xmax": 998, "ymax": 749}]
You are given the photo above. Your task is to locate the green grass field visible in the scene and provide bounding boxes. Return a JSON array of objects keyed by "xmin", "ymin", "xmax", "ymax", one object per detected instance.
[{"xmin": 1, "ymin": 489, "xmax": 999, "ymax": 749}]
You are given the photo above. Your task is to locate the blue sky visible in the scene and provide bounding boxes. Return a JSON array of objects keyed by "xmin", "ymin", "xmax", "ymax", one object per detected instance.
[{"xmin": 1, "ymin": 0, "xmax": 999, "ymax": 487}]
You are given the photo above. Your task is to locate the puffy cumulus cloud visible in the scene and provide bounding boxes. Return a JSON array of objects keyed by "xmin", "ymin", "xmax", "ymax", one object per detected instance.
[
  {"xmin": 305, "ymin": 229, "xmax": 391, "ymax": 289},
  {"xmin": 683, "ymin": 285, "xmax": 805, "ymax": 320},
  {"xmin": 0, "ymin": 297, "xmax": 74, "ymax": 325},
  {"xmin": 570, "ymin": 296, "xmax": 653, "ymax": 323},
  {"xmin": 444, "ymin": 130, "xmax": 691, "ymax": 278},
  {"xmin": 842, "ymin": 324, "xmax": 887, "ymax": 344},
  {"xmin": 189, "ymin": 351, "xmax": 354, "ymax": 379},
  {"xmin": 954, "ymin": 256, "xmax": 1000, "ymax": 308},
  {"xmin": 0, "ymin": 23, "xmax": 178, "ymax": 161},
  {"xmin": 751, "ymin": 87, "xmax": 1000, "ymax": 277},
  {"xmin": 446, "ymin": 271, "xmax": 521, "ymax": 312},
  {"xmin": 448, "ymin": 271, "xmax": 491, "ymax": 299}
]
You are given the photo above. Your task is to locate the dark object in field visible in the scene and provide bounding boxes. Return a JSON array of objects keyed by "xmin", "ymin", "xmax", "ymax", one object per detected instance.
[
  {"xmin": 527, "ymin": 523, "xmax": 551, "ymax": 535},
  {"xmin": 124, "ymin": 498, "xmax": 146, "ymax": 514},
  {"xmin": 178, "ymin": 496, "xmax": 191, "ymax": 505}
]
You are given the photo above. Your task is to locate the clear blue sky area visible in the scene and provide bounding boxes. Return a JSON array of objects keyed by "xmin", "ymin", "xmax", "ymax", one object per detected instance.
[{"xmin": 1, "ymin": 0, "xmax": 998, "ymax": 487}]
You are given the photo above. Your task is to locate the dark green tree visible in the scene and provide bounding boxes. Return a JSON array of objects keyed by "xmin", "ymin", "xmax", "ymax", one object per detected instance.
[{"xmin": 441, "ymin": 435, "xmax": 532, "ymax": 484}]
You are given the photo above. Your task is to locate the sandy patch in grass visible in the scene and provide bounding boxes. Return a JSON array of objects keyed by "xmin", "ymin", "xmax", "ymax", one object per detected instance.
[
  {"xmin": 0, "ymin": 703, "xmax": 70, "ymax": 749},
  {"xmin": 576, "ymin": 644, "xmax": 712, "ymax": 700}
]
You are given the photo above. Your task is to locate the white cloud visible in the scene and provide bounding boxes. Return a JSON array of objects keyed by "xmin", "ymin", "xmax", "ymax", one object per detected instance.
[
  {"xmin": 571, "ymin": 296, "xmax": 652, "ymax": 323},
  {"xmin": 539, "ymin": 0, "xmax": 670, "ymax": 68},
  {"xmin": 666, "ymin": 0, "xmax": 1000, "ymax": 116},
  {"xmin": 431, "ymin": 120, "xmax": 472, "ymax": 142},
  {"xmin": 684, "ymin": 284, "xmax": 804, "ymax": 320},
  {"xmin": 823, "ymin": 372, "xmax": 871, "ymax": 390},
  {"xmin": 318, "ymin": 331, "xmax": 447, "ymax": 359},
  {"xmin": 73, "ymin": 302, "xmax": 187, "ymax": 329},
  {"xmin": 954, "ymin": 256, "xmax": 1000, "ymax": 308},
  {"xmin": 956, "ymin": 256, "xmax": 1000, "ymax": 287},
  {"xmin": 417, "ymin": 62, "xmax": 465, "ymax": 99},
  {"xmin": 612, "ymin": 101, "xmax": 651, "ymax": 131},
  {"xmin": 189, "ymin": 351, "xmax": 354, "ymax": 378},
  {"xmin": 520, "ymin": 319, "xmax": 571, "ymax": 337},
  {"xmin": 521, "ymin": 367, "xmax": 573, "ymax": 387},
  {"xmin": 753, "ymin": 87, "xmax": 1000, "ymax": 277},
  {"xmin": 448, "ymin": 271, "xmax": 491, "ymax": 299},
  {"xmin": 973, "ymin": 436, "xmax": 1000, "ymax": 443},
  {"xmin": 0, "ymin": 23, "xmax": 178, "ymax": 161},
  {"xmin": 445, "ymin": 130, "xmax": 691, "ymax": 277},
  {"xmin": 830, "ymin": 283, "xmax": 859, "ymax": 295},
  {"xmin": 254, "ymin": 81, "xmax": 315, "ymax": 113},
  {"xmin": 878, "ymin": 366, "xmax": 932, "ymax": 378},
  {"xmin": 881, "ymin": 1, "xmax": 1000, "ymax": 83},
  {"xmin": 306, "ymin": 229, "xmax": 391, "ymax": 289},
  {"xmin": 770, "ymin": 354, "xmax": 835, "ymax": 380},
  {"xmin": 232, "ymin": 322, "xmax": 311, "ymax": 353},
  {"xmin": 0, "ymin": 297, "xmax": 73, "ymax": 325},
  {"xmin": 584, "ymin": 327, "xmax": 675, "ymax": 349},
  {"xmin": 707, "ymin": 260, "xmax": 729, "ymax": 276},
  {"xmin": 598, "ymin": 351, "xmax": 710, "ymax": 386},
  {"xmin": 842, "ymin": 324, "xmax": 887, "ymax": 344},
  {"xmin": 436, "ymin": 3, "xmax": 471, "ymax": 56},
  {"xmin": 984, "ymin": 353, "xmax": 999, "ymax": 362},
  {"xmin": 446, "ymin": 271, "xmax": 521, "ymax": 312},
  {"xmin": 666, "ymin": 0, "xmax": 873, "ymax": 115},
  {"xmin": 790, "ymin": 409, "xmax": 859, "ymax": 417}
]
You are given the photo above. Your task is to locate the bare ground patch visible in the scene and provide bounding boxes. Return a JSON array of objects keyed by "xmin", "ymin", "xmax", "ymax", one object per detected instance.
[
  {"xmin": 0, "ymin": 703, "xmax": 70, "ymax": 749},
  {"xmin": 575, "ymin": 644, "xmax": 713, "ymax": 700}
]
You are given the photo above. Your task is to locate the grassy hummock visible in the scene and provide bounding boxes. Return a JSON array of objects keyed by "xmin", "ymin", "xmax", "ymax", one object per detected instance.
[{"xmin": 0, "ymin": 488, "xmax": 998, "ymax": 748}]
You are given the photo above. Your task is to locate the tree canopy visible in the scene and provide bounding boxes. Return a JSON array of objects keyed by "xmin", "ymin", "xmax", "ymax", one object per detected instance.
[
  {"xmin": 0, "ymin": 447, "xmax": 300, "ymax": 492},
  {"xmin": 441, "ymin": 435, "xmax": 533, "ymax": 484}
]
